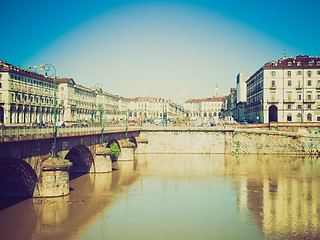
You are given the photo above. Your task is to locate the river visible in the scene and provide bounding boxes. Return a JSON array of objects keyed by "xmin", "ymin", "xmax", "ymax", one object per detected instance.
[{"xmin": 0, "ymin": 154, "xmax": 319, "ymax": 240}]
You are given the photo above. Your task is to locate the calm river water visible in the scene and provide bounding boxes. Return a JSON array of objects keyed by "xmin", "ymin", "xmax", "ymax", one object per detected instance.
[{"xmin": 0, "ymin": 154, "xmax": 320, "ymax": 240}]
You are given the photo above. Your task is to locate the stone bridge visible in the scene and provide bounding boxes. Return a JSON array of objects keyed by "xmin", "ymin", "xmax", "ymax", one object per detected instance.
[
  {"xmin": 1, "ymin": 125, "xmax": 320, "ymax": 199},
  {"xmin": 0, "ymin": 127, "xmax": 148, "ymax": 198}
]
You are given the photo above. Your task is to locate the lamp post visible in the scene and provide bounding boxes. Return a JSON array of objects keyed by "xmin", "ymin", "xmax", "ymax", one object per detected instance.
[
  {"xmin": 126, "ymin": 97, "xmax": 128, "ymax": 141},
  {"xmin": 95, "ymin": 83, "xmax": 104, "ymax": 145},
  {"xmin": 44, "ymin": 64, "xmax": 57, "ymax": 157},
  {"xmin": 121, "ymin": 93, "xmax": 128, "ymax": 141}
]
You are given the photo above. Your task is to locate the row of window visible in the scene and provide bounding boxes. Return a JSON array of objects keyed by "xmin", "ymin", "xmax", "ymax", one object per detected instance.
[
  {"xmin": 270, "ymin": 79, "xmax": 320, "ymax": 87},
  {"xmin": 271, "ymin": 70, "xmax": 320, "ymax": 77},
  {"xmin": 273, "ymin": 61, "xmax": 320, "ymax": 67},
  {"xmin": 11, "ymin": 93, "xmax": 54, "ymax": 105},
  {"xmin": 285, "ymin": 104, "xmax": 320, "ymax": 110},
  {"xmin": 286, "ymin": 113, "xmax": 317, "ymax": 122},
  {"xmin": 10, "ymin": 74, "xmax": 57, "ymax": 89}
]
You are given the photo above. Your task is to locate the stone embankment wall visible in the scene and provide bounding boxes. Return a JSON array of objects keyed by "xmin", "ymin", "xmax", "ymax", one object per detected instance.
[
  {"xmin": 139, "ymin": 129, "xmax": 320, "ymax": 155},
  {"xmin": 232, "ymin": 129, "xmax": 320, "ymax": 155}
]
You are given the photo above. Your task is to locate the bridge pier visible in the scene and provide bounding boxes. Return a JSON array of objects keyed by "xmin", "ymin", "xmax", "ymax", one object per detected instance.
[
  {"xmin": 35, "ymin": 158, "xmax": 72, "ymax": 197},
  {"xmin": 118, "ymin": 140, "xmax": 136, "ymax": 161},
  {"xmin": 95, "ymin": 147, "xmax": 112, "ymax": 173},
  {"xmin": 135, "ymin": 137, "xmax": 149, "ymax": 154}
]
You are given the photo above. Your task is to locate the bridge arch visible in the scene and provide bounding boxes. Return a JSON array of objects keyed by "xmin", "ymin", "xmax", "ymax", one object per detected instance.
[
  {"xmin": 106, "ymin": 139, "xmax": 120, "ymax": 149},
  {"xmin": 65, "ymin": 145, "xmax": 94, "ymax": 174},
  {"xmin": 0, "ymin": 157, "xmax": 38, "ymax": 197},
  {"xmin": 128, "ymin": 136, "xmax": 138, "ymax": 148}
]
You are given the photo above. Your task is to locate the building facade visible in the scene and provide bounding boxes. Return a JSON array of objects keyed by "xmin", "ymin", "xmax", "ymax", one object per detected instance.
[
  {"xmin": 0, "ymin": 61, "xmax": 126, "ymax": 125},
  {"xmin": 184, "ymin": 97, "xmax": 225, "ymax": 122},
  {"xmin": 245, "ymin": 55, "xmax": 320, "ymax": 123},
  {"xmin": 126, "ymin": 97, "xmax": 186, "ymax": 120},
  {"xmin": 0, "ymin": 60, "xmax": 62, "ymax": 125}
]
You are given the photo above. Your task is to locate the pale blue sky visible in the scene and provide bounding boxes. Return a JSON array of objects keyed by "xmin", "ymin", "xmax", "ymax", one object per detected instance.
[{"xmin": 2, "ymin": 0, "xmax": 319, "ymax": 103}]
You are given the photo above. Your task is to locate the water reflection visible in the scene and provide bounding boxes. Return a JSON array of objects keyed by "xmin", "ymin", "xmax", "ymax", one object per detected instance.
[{"xmin": 0, "ymin": 154, "xmax": 319, "ymax": 240}]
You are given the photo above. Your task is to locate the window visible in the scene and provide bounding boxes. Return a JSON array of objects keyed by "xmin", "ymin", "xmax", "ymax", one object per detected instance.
[
  {"xmin": 308, "ymin": 104, "xmax": 312, "ymax": 109},
  {"xmin": 288, "ymin": 62, "xmax": 292, "ymax": 66},
  {"xmin": 309, "ymin": 62, "xmax": 313, "ymax": 66},
  {"xmin": 271, "ymin": 80, "xmax": 276, "ymax": 87},
  {"xmin": 317, "ymin": 116, "xmax": 320, "ymax": 121},
  {"xmin": 308, "ymin": 95, "xmax": 312, "ymax": 100},
  {"xmin": 307, "ymin": 113, "xmax": 312, "ymax": 121},
  {"xmin": 297, "ymin": 62, "xmax": 301, "ymax": 66},
  {"xmin": 308, "ymin": 70, "xmax": 312, "ymax": 77},
  {"xmin": 287, "ymin": 93, "xmax": 292, "ymax": 100},
  {"xmin": 287, "ymin": 115, "xmax": 292, "ymax": 121},
  {"xmin": 297, "ymin": 71, "xmax": 302, "ymax": 75},
  {"xmin": 287, "ymin": 71, "xmax": 291, "ymax": 77},
  {"xmin": 308, "ymin": 80, "xmax": 312, "ymax": 86},
  {"xmin": 288, "ymin": 105, "xmax": 292, "ymax": 109},
  {"xmin": 298, "ymin": 94, "xmax": 302, "ymax": 100},
  {"xmin": 318, "ymin": 95, "xmax": 320, "ymax": 100},
  {"xmin": 287, "ymin": 80, "xmax": 292, "ymax": 86},
  {"xmin": 318, "ymin": 70, "xmax": 320, "ymax": 75}
]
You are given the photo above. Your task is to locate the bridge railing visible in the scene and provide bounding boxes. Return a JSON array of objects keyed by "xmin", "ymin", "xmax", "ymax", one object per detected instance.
[{"xmin": 0, "ymin": 125, "xmax": 140, "ymax": 138}]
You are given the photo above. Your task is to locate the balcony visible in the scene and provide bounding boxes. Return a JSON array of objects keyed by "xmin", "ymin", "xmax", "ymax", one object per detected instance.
[
  {"xmin": 303, "ymin": 99, "xmax": 315, "ymax": 103},
  {"xmin": 316, "ymin": 85, "xmax": 320, "ymax": 90},
  {"xmin": 270, "ymin": 86, "xmax": 276, "ymax": 90},
  {"xmin": 267, "ymin": 99, "xmax": 279, "ymax": 104},
  {"xmin": 283, "ymin": 99, "xmax": 295, "ymax": 103},
  {"xmin": 296, "ymin": 85, "xmax": 302, "ymax": 90}
]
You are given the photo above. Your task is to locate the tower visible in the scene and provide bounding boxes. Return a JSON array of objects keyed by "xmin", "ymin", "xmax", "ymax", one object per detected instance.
[{"xmin": 214, "ymin": 84, "xmax": 219, "ymax": 97}]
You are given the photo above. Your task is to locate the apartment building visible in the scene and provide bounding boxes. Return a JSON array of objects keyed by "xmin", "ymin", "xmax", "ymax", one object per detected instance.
[
  {"xmin": 0, "ymin": 61, "xmax": 126, "ymax": 125},
  {"xmin": 126, "ymin": 97, "xmax": 186, "ymax": 120},
  {"xmin": 184, "ymin": 96, "xmax": 225, "ymax": 121},
  {"xmin": 0, "ymin": 60, "xmax": 61, "ymax": 124},
  {"xmin": 245, "ymin": 55, "xmax": 320, "ymax": 123}
]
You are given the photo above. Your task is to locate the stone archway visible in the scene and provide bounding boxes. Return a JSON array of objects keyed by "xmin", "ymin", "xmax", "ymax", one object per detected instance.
[
  {"xmin": 268, "ymin": 105, "xmax": 278, "ymax": 123},
  {"xmin": 65, "ymin": 145, "xmax": 94, "ymax": 174},
  {"xmin": 0, "ymin": 157, "xmax": 38, "ymax": 197}
]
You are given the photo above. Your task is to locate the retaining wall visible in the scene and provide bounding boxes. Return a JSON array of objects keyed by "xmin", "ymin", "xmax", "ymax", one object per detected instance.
[{"xmin": 139, "ymin": 128, "xmax": 320, "ymax": 155}]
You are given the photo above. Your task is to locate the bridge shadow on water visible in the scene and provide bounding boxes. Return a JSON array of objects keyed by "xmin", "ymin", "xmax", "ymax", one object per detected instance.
[{"xmin": 0, "ymin": 196, "xmax": 30, "ymax": 211}]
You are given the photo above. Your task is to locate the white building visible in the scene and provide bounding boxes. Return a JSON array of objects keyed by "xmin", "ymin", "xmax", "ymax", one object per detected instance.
[
  {"xmin": 126, "ymin": 97, "xmax": 186, "ymax": 120},
  {"xmin": 245, "ymin": 55, "xmax": 320, "ymax": 123},
  {"xmin": 0, "ymin": 61, "xmax": 126, "ymax": 125},
  {"xmin": 0, "ymin": 60, "xmax": 62, "ymax": 125},
  {"xmin": 184, "ymin": 97, "xmax": 225, "ymax": 121}
]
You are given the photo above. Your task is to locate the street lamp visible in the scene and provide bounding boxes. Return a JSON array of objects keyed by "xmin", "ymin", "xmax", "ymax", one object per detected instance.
[
  {"xmin": 95, "ymin": 83, "xmax": 104, "ymax": 145},
  {"xmin": 44, "ymin": 64, "xmax": 57, "ymax": 157}
]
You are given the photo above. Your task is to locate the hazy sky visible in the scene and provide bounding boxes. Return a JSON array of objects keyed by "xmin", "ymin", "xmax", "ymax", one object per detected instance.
[{"xmin": 2, "ymin": 0, "xmax": 319, "ymax": 103}]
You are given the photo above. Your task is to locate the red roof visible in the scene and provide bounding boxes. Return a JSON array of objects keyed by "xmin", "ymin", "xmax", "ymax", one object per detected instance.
[{"xmin": 184, "ymin": 96, "xmax": 226, "ymax": 103}]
